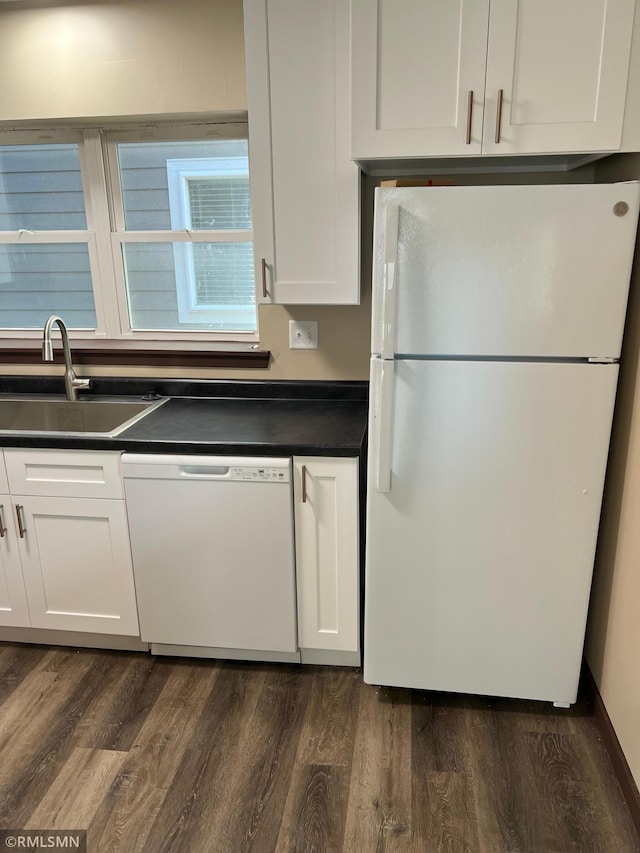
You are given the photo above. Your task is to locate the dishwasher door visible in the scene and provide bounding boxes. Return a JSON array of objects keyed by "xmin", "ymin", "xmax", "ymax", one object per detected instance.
[{"xmin": 122, "ymin": 454, "xmax": 297, "ymax": 654}]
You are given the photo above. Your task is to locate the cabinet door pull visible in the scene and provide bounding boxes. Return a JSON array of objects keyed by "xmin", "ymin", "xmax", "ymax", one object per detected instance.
[
  {"xmin": 0, "ymin": 505, "xmax": 6, "ymax": 538},
  {"xmin": 261, "ymin": 258, "xmax": 269, "ymax": 299},
  {"xmin": 15, "ymin": 505, "xmax": 26, "ymax": 538},
  {"xmin": 302, "ymin": 465, "xmax": 308, "ymax": 503},
  {"xmin": 466, "ymin": 90, "xmax": 473, "ymax": 144},
  {"xmin": 495, "ymin": 89, "xmax": 504, "ymax": 144}
]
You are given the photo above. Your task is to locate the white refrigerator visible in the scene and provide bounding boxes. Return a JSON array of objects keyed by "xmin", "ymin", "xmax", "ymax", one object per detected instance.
[{"xmin": 364, "ymin": 182, "xmax": 640, "ymax": 707}]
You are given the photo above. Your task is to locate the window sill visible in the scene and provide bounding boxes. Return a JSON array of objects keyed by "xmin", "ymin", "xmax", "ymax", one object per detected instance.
[{"xmin": 0, "ymin": 347, "xmax": 271, "ymax": 369}]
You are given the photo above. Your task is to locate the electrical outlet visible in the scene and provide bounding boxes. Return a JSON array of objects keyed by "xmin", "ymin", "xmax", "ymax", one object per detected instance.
[{"xmin": 289, "ymin": 320, "xmax": 318, "ymax": 349}]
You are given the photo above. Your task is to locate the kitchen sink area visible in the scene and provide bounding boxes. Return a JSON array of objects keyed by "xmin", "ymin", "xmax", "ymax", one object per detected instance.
[
  {"xmin": 0, "ymin": 378, "xmax": 368, "ymax": 455},
  {"xmin": 0, "ymin": 377, "xmax": 368, "ymax": 666},
  {"xmin": 0, "ymin": 395, "xmax": 167, "ymax": 437}
]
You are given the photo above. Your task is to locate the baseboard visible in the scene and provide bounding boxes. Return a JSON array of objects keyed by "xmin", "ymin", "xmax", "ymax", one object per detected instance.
[
  {"xmin": 299, "ymin": 648, "xmax": 361, "ymax": 667},
  {"xmin": 0, "ymin": 627, "xmax": 149, "ymax": 652},
  {"xmin": 582, "ymin": 664, "xmax": 640, "ymax": 838},
  {"xmin": 150, "ymin": 643, "xmax": 301, "ymax": 663}
]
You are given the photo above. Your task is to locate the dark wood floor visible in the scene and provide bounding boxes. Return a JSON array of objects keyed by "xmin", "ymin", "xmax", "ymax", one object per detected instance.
[{"xmin": 0, "ymin": 643, "xmax": 636, "ymax": 852}]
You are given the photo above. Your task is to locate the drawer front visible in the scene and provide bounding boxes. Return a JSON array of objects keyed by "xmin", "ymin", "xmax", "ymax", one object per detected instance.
[
  {"xmin": 4, "ymin": 449, "xmax": 124, "ymax": 499},
  {"xmin": 0, "ymin": 452, "xmax": 8, "ymax": 495}
]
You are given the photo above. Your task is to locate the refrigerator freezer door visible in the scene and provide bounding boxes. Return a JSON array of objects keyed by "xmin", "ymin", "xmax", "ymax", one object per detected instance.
[
  {"xmin": 364, "ymin": 358, "xmax": 618, "ymax": 703},
  {"xmin": 371, "ymin": 183, "xmax": 640, "ymax": 359}
]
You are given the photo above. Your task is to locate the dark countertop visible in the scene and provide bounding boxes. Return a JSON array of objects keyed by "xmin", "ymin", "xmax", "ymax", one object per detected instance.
[{"xmin": 0, "ymin": 378, "xmax": 369, "ymax": 458}]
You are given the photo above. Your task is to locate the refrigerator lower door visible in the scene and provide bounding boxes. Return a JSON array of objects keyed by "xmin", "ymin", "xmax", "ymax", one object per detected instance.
[{"xmin": 364, "ymin": 358, "xmax": 618, "ymax": 704}]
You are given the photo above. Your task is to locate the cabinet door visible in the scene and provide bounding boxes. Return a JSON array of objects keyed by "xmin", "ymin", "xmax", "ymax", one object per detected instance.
[
  {"xmin": 244, "ymin": 0, "xmax": 360, "ymax": 304},
  {"xmin": 293, "ymin": 457, "xmax": 359, "ymax": 654},
  {"xmin": 16, "ymin": 496, "xmax": 139, "ymax": 636},
  {"xmin": 0, "ymin": 497, "xmax": 30, "ymax": 628},
  {"xmin": 483, "ymin": 0, "xmax": 636, "ymax": 155},
  {"xmin": 0, "ymin": 451, "xmax": 8, "ymax": 494},
  {"xmin": 351, "ymin": 0, "xmax": 490, "ymax": 159}
]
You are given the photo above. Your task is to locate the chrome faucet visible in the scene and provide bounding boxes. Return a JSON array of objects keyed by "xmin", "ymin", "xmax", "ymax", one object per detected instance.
[{"xmin": 42, "ymin": 315, "xmax": 91, "ymax": 401}]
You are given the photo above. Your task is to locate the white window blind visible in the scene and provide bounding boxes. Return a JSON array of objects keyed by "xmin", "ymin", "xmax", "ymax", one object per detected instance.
[{"xmin": 187, "ymin": 175, "xmax": 251, "ymax": 230}]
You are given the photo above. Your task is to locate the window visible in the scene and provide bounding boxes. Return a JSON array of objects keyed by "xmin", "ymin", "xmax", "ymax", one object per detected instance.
[
  {"xmin": 0, "ymin": 141, "xmax": 97, "ymax": 330},
  {"xmin": 0, "ymin": 124, "xmax": 257, "ymax": 346},
  {"xmin": 164, "ymin": 151, "xmax": 254, "ymax": 328}
]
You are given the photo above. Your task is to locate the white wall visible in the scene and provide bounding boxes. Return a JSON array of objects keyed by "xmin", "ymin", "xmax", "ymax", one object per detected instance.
[
  {"xmin": 0, "ymin": 0, "xmax": 599, "ymax": 384},
  {"xmin": 0, "ymin": 0, "xmax": 246, "ymax": 121},
  {"xmin": 587, "ymin": 152, "xmax": 640, "ymax": 790}
]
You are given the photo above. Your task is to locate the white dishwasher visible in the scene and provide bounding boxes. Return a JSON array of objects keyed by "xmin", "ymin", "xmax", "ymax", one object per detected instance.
[{"xmin": 122, "ymin": 454, "xmax": 299, "ymax": 661}]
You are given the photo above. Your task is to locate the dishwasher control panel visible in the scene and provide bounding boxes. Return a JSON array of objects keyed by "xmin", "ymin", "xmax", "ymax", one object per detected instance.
[
  {"xmin": 231, "ymin": 465, "xmax": 290, "ymax": 482},
  {"xmin": 122, "ymin": 454, "xmax": 292, "ymax": 484}
]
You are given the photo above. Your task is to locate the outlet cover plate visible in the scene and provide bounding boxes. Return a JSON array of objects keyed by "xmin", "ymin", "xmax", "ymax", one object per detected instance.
[{"xmin": 289, "ymin": 320, "xmax": 318, "ymax": 349}]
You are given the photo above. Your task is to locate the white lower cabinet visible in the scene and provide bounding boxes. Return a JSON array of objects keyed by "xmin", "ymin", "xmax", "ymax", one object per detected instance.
[
  {"xmin": 16, "ymin": 496, "xmax": 138, "ymax": 635},
  {"xmin": 0, "ymin": 497, "xmax": 31, "ymax": 628},
  {"xmin": 0, "ymin": 449, "xmax": 139, "ymax": 637},
  {"xmin": 293, "ymin": 457, "xmax": 360, "ymax": 665},
  {"xmin": 1, "ymin": 447, "xmax": 362, "ymax": 656}
]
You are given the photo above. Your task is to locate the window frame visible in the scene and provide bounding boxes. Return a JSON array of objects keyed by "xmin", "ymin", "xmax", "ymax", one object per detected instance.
[
  {"xmin": 165, "ymin": 155, "xmax": 254, "ymax": 327},
  {"xmin": 0, "ymin": 121, "xmax": 260, "ymax": 349},
  {"xmin": 0, "ymin": 129, "xmax": 109, "ymax": 340}
]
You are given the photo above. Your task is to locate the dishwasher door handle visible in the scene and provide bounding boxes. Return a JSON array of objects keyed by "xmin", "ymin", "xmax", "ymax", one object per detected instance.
[{"xmin": 179, "ymin": 465, "xmax": 230, "ymax": 478}]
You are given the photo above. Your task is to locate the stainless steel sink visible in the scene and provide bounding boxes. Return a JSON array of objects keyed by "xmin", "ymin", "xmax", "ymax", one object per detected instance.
[{"xmin": 0, "ymin": 396, "xmax": 166, "ymax": 437}]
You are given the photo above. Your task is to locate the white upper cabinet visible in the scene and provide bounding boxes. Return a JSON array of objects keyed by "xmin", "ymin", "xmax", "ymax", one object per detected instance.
[
  {"xmin": 483, "ymin": 0, "xmax": 636, "ymax": 155},
  {"xmin": 352, "ymin": 0, "xmax": 490, "ymax": 158},
  {"xmin": 351, "ymin": 0, "xmax": 637, "ymax": 160},
  {"xmin": 244, "ymin": 0, "xmax": 360, "ymax": 304}
]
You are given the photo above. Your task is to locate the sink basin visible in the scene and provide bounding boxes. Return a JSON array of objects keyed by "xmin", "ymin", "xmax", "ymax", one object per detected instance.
[{"xmin": 0, "ymin": 397, "xmax": 166, "ymax": 437}]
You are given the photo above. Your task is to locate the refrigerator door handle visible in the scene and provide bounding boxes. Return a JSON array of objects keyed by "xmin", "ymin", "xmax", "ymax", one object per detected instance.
[
  {"xmin": 373, "ymin": 359, "xmax": 395, "ymax": 493},
  {"xmin": 380, "ymin": 204, "xmax": 399, "ymax": 360}
]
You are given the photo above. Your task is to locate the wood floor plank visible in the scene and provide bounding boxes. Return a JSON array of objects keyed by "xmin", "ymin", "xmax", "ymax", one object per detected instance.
[
  {"xmin": 0, "ymin": 643, "xmax": 49, "ymax": 705},
  {"xmin": 275, "ymin": 667, "xmax": 359, "ymax": 853},
  {"xmin": 276, "ymin": 763, "xmax": 349, "ymax": 853},
  {"xmin": 145, "ymin": 664, "xmax": 310, "ymax": 853},
  {"xmin": 526, "ymin": 730, "xmax": 599, "ymax": 852},
  {"xmin": 137, "ymin": 662, "xmax": 268, "ymax": 853},
  {"xmin": 0, "ymin": 670, "xmax": 60, "ymax": 750},
  {"xmin": 26, "ymin": 747, "xmax": 126, "ymax": 830},
  {"xmin": 525, "ymin": 730, "xmax": 640, "ymax": 853},
  {"xmin": 410, "ymin": 695, "xmax": 479, "ymax": 852},
  {"xmin": 411, "ymin": 692, "xmax": 472, "ymax": 774},
  {"xmin": 463, "ymin": 698, "xmax": 543, "ymax": 853},
  {"xmin": 295, "ymin": 666, "xmax": 361, "ymax": 767},
  {"xmin": 0, "ymin": 650, "xmax": 125, "ymax": 828},
  {"xmin": 415, "ymin": 771, "xmax": 478, "ymax": 853},
  {"xmin": 495, "ymin": 695, "xmax": 579, "ymax": 736},
  {"xmin": 72, "ymin": 654, "xmax": 171, "ymax": 751},
  {"xmin": 87, "ymin": 659, "xmax": 220, "ymax": 853},
  {"xmin": 0, "ymin": 647, "xmax": 636, "ymax": 852},
  {"xmin": 343, "ymin": 684, "xmax": 413, "ymax": 852},
  {"xmin": 0, "ymin": 648, "xmax": 99, "ymax": 774},
  {"xmin": 578, "ymin": 720, "xmax": 640, "ymax": 850},
  {"xmin": 39, "ymin": 647, "xmax": 90, "ymax": 673}
]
